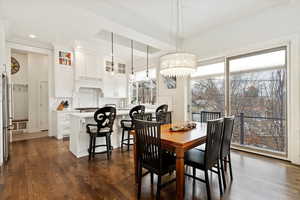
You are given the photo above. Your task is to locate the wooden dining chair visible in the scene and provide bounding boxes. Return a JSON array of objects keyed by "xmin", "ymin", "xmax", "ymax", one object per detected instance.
[
  {"xmin": 200, "ymin": 111, "xmax": 221, "ymax": 123},
  {"xmin": 185, "ymin": 118, "xmax": 224, "ymax": 200},
  {"xmin": 120, "ymin": 105, "xmax": 145, "ymax": 151},
  {"xmin": 196, "ymin": 111, "xmax": 222, "ymax": 151},
  {"xmin": 156, "ymin": 111, "xmax": 172, "ymax": 125},
  {"xmin": 220, "ymin": 116, "xmax": 235, "ymax": 190},
  {"xmin": 134, "ymin": 119, "xmax": 176, "ymax": 200},
  {"xmin": 86, "ymin": 106, "xmax": 116, "ymax": 160},
  {"xmin": 156, "ymin": 104, "xmax": 168, "ymax": 113}
]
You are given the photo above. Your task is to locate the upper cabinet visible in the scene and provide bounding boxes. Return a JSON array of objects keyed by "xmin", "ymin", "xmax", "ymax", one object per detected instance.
[{"xmin": 74, "ymin": 49, "xmax": 102, "ymax": 80}]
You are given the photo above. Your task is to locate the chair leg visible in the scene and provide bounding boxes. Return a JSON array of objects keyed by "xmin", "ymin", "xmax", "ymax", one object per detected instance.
[
  {"xmin": 127, "ymin": 130, "xmax": 130, "ymax": 151},
  {"xmin": 156, "ymin": 175, "xmax": 161, "ymax": 200},
  {"xmin": 88, "ymin": 135, "xmax": 93, "ymax": 160},
  {"xmin": 106, "ymin": 135, "xmax": 110, "ymax": 160},
  {"xmin": 109, "ymin": 135, "xmax": 112, "ymax": 155},
  {"xmin": 93, "ymin": 136, "xmax": 96, "ymax": 158},
  {"xmin": 204, "ymin": 170, "xmax": 211, "ymax": 200},
  {"xmin": 137, "ymin": 163, "xmax": 142, "ymax": 199},
  {"xmin": 217, "ymin": 162, "xmax": 223, "ymax": 196},
  {"xmin": 228, "ymin": 153, "xmax": 233, "ymax": 181},
  {"xmin": 151, "ymin": 172, "xmax": 154, "ymax": 185},
  {"xmin": 121, "ymin": 129, "xmax": 125, "ymax": 151},
  {"xmin": 220, "ymin": 158, "xmax": 227, "ymax": 190}
]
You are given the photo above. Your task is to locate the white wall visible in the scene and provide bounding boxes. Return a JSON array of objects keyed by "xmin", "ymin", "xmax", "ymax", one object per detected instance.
[
  {"xmin": 11, "ymin": 52, "xmax": 28, "ymax": 85},
  {"xmin": 0, "ymin": 21, "xmax": 6, "ymax": 165},
  {"xmin": 184, "ymin": 1, "xmax": 300, "ymax": 164}
]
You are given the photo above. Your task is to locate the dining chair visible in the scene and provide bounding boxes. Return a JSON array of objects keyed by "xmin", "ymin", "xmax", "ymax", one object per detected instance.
[
  {"xmin": 196, "ymin": 111, "xmax": 222, "ymax": 151},
  {"xmin": 134, "ymin": 119, "xmax": 176, "ymax": 200},
  {"xmin": 156, "ymin": 104, "xmax": 168, "ymax": 113},
  {"xmin": 184, "ymin": 118, "xmax": 224, "ymax": 200},
  {"xmin": 156, "ymin": 111, "xmax": 172, "ymax": 124},
  {"xmin": 120, "ymin": 105, "xmax": 145, "ymax": 151},
  {"xmin": 220, "ymin": 116, "xmax": 235, "ymax": 190},
  {"xmin": 200, "ymin": 111, "xmax": 221, "ymax": 123},
  {"xmin": 86, "ymin": 106, "xmax": 116, "ymax": 160}
]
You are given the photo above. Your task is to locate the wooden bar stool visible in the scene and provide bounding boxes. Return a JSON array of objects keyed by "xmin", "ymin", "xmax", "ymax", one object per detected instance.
[
  {"xmin": 120, "ymin": 105, "xmax": 145, "ymax": 151},
  {"xmin": 86, "ymin": 106, "xmax": 116, "ymax": 160}
]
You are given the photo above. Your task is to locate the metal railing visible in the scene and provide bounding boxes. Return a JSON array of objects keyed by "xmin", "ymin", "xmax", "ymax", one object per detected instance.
[{"xmin": 192, "ymin": 112, "xmax": 286, "ymax": 151}]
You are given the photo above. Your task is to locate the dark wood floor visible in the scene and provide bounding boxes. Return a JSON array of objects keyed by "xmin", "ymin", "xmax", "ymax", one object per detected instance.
[{"xmin": 0, "ymin": 137, "xmax": 299, "ymax": 200}]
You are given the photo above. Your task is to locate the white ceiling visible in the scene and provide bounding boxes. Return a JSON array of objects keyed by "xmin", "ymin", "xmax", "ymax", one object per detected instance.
[{"xmin": 0, "ymin": 0, "xmax": 291, "ymax": 60}]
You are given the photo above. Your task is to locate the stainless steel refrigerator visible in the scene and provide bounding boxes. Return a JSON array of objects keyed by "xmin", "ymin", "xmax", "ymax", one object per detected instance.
[{"xmin": 2, "ymin": 73, "xmax": 10, "ymax": 162}]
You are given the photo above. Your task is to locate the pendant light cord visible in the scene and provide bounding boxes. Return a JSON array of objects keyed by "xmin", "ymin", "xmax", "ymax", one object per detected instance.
[
  {"xmin": 111, "ymin": 32, "xmax": 114, "ymax": 72},
  {"xmin": 146, "ymin": 45, "xmax": 149, "ymax": 78},
  {"xmin": 131, "ymin": 40, "xmax": 134, "ymax": 75}
]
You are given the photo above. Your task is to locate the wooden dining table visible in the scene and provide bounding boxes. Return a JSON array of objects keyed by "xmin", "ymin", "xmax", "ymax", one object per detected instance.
[{"xmin": 131, "ymin": 122, "xmax": 207, "ymax": 200}]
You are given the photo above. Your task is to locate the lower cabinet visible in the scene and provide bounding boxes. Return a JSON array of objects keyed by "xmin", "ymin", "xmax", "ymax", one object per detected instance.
[{"xmin": 53, "ymin": 110, "xmax": 79, "ymax": 139}]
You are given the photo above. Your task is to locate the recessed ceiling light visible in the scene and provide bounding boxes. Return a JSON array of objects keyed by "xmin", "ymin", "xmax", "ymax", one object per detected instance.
[{"xmin": 28, "ymin": 34, "xmax": 37, "ymax": 38}]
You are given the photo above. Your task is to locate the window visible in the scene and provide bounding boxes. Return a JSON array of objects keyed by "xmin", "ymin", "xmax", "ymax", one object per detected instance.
[
  {"xmin": 129, "ymin": 68, "xmax": 157, "ymax": 105},
  {"xmin": 190, "ymin": 46, "xmax": 288, "ymax": 156},
  {"xmin": 228, "ymin": 47, "xmax": 287, "ymax": 154},
  {"xmin": 190, "ymin": 62, "xmax": 225, "ymax": 121}
]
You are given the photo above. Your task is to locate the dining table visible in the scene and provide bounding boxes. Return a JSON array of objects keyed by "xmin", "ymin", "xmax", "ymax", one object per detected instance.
[{"xmin": 131, "ymin": 122, "xmax": 207, "ymax": 200}]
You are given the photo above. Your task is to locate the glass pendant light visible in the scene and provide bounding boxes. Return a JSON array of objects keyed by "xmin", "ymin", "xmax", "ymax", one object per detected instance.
[
  {"xmin": 111, "ymin": 32, "xmax": 115, "ymax": 75},
  {"xmin": 159, "ymin": 0, "xmax": 197, "ymax": 77},
  {"xmin": 129, "ymin": 40, "xmax": 135, "ymax": 82}
]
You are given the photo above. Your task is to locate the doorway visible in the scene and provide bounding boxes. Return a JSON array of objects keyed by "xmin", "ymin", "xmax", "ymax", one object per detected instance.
[{"xmin": 10, "ymin": 49, "xmax": 49, "ymax": 142}]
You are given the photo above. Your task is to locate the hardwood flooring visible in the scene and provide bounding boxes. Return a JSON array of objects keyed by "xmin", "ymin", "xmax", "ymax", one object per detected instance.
[
  {"xmin": 12, "ymin": 131, "xmax": 48, "ymax": 142},
  {"xmin": 0, "ymin": 137, "xmax": 299, "ymax": 200}
]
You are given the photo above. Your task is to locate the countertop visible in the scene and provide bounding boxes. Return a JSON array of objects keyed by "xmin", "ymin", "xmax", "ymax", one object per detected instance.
[{"xmin": 70, "ymin": 109, "xmax": 156, "ymax": 118}]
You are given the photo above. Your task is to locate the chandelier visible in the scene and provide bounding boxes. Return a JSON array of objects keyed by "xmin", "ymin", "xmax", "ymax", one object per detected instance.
[{"xmin": 160, "ymin": 0, "xmax": 197, "ymax": 77}]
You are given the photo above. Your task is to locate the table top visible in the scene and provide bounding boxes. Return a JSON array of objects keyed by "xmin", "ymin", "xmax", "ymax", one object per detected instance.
[{"xmin": 160, "ymin": 122, "xmax": 207, "ymax": 149}]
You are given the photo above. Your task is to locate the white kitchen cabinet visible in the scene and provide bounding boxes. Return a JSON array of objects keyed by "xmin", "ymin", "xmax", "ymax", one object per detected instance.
[
  {"xmin": 75, "ymin": 50, "xmax": 102, "ymax": 80},
  {"xmin": 53, "ymin": 110, "xmax": 79, "ymax": 139},
  {"xmin": 103, "ymin": 73, "xmax": 127, "ymax": 98}
]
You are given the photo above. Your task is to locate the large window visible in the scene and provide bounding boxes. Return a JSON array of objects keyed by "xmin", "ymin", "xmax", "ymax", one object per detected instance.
[
  {"xmin": 129, "ymin": 68, "xmax": 157, "ymax": 105},
  {"xmin": 190, "ymin": 62, "xmax": 225, "ymax": 121},
  {"xmin": 229, "ymin": 47, "xmax": 287, "ymax": 154},
  {"xmin": 190, "ymin": 46, "xmax": 288, "ymax": 156}
]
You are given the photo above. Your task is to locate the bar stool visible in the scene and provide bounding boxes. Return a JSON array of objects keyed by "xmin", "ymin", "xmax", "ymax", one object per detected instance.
[
  {"xmin": 120, "ymin": 105, "xmax": 145, "ymax": 151},
  {"xmin": 86, "ymin": 106, "xmax": 116, "ymax": 160}
]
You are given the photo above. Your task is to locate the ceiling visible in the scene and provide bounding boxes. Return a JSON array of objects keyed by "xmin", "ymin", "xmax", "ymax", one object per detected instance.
[{"xmin": 0, "ymin": 0, "xmax": 291, "ymax": 61}]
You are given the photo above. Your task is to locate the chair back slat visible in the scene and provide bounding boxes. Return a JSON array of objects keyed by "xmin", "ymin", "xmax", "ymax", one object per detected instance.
[
  {"xmin": 156, "ymin": 111, "xmax": 172, "ymax": 124},
  {"xmin": 129, "ymin": 105, "xmax": 145, "ymax": 120},
  {"xmin": 205, "ymin": 118, "xmax": 224, "ymax": 169},
  {"xmin": 201, "ymin": 111, "xmax": 221, "ymax": 123},
  {"xmin": 134, "ymin": 120, "xmax": 162, "ymax": 167},
  {"xmin": 133, "ymin": 112, "xmax": 152, "ymax": 121},
  {"xmin": 221, "ymin": 116, "xmax": 235, "ymax": 159}
]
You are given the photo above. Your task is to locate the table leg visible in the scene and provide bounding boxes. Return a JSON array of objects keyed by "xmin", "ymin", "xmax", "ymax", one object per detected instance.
[
  {"xmin": 133, "ymin": 134, "xmax": 138, "ymax": 183},
  {"xmin": 176, "ymin": 148, "xmax": 185, "ymax": 200}
]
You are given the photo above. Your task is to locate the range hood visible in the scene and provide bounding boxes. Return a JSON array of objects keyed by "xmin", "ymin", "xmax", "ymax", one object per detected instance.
[{"xmin": 74, "ymin": 79, "xmax": 103, "ymax": 92}]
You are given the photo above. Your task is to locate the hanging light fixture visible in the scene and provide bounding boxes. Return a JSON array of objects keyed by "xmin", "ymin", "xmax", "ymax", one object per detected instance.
[
  {"xmin": 111, "ymin": 32, "xmax": 115, "ymax": 75},
  {"xmin": 146, "ymin": 45, "xmax": 149, "ymax": 80},
  {"xmin": 129, "ymin": 40, "xmax": 135, "ymax": 82},
  {"xmin": 159, "ymin": 0, "xmax": 197, "ymax": 77}
]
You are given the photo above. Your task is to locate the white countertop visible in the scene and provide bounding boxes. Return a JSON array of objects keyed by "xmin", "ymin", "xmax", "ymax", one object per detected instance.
[{"xmin": 70, "ymin": 109, "xmax": 156, "ymax": 118}]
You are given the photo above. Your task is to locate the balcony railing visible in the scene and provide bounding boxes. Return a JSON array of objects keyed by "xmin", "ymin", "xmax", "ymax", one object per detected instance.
[{"xmin": 191, "ymin": 112, "xmax": 286, "ymax": 153}]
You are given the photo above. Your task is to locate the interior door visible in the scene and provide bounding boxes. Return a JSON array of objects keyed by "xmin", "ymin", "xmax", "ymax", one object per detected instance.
[{"xmin": 39, "ymin": 81, "xmax": 48, "ymax": 130}]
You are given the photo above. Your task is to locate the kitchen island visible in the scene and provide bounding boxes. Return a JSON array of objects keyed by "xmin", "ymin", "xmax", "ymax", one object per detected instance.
[{"xmin": 69, "ymin": 109, "xmax": 155, "ymax": 158}]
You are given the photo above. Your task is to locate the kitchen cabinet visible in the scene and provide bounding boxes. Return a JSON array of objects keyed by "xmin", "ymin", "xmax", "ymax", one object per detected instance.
[
  {"xmin": 75, "ymin": 50, "xmax": 102, "ymax": 80},
  {"xmin": 52, "ymin": 110, "xmax": 79, "ymax": 139},
  {"xmin": 103, "ymin": 73, "xmax": 127, "ymax": 98}
]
